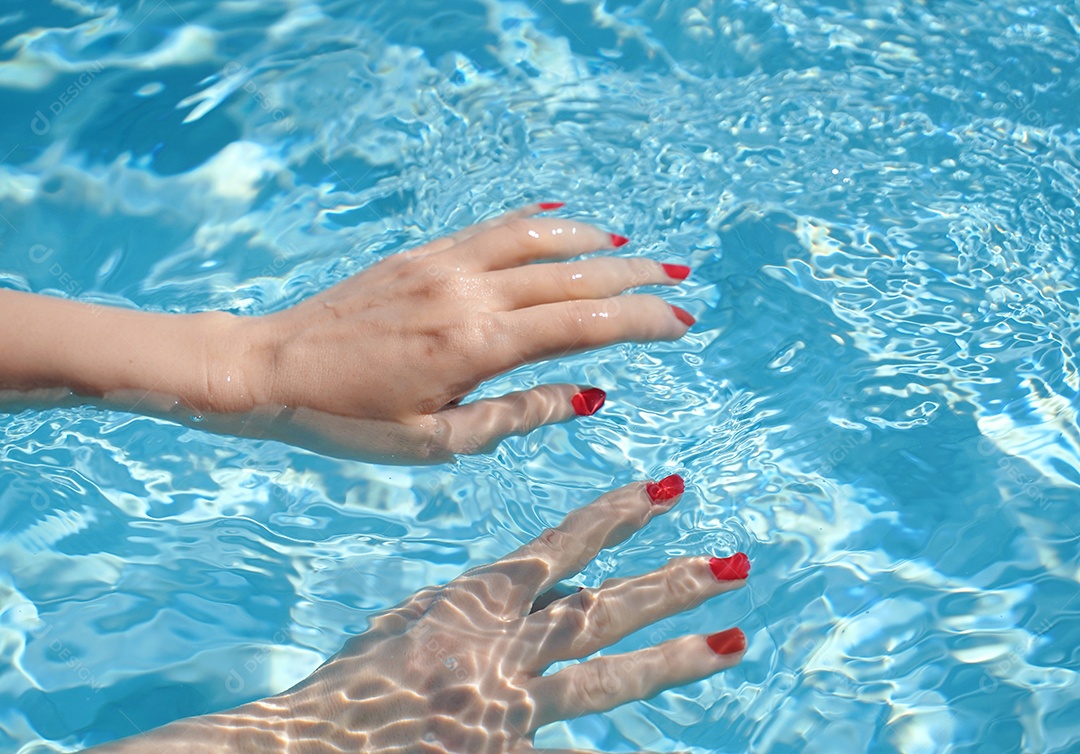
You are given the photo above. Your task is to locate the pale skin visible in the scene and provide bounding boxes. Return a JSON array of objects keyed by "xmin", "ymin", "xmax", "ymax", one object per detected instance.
[
  {"xmin": 85, "ymin": 476, "xmax": 750, "ymax": 754},
  {"xmin": 0, "ymin": 205, "xmax": 694, "ymax": 463}
]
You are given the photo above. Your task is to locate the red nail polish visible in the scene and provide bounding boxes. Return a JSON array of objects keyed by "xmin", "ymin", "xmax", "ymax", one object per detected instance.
[
  {"xmin": 538, "ymin": 202, "xmax": 565, "ymax": 210},
  {"xmin": 571, "ymin": 388, "xmax": 606, "ymax": 416},
  {"xmin": 646, "ymin": 474, "xmax": 684, "ymax": 504},
  {"xmin": 662, "ymin": 263, "xmax": 691, "ymax": 280},
  {"xmin": 706, "ymin": 627, "xmax": 746, "ymax": 656},
  {"xmin": 709, "ymin": 553, "xmax": 750, "ymax": 581},
  {"xmin": 610, "ymin": 233, "xmax": 630, "ymax": 248},
  {"xmin": 671, "ymin": 305, "xmax": 695, "ymax": 327}
]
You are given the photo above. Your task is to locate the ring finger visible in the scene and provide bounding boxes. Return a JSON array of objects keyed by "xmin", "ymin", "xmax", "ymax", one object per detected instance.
[{"xmin": 524, "ymin": 553, "xmax": 750, "ymax": 668}]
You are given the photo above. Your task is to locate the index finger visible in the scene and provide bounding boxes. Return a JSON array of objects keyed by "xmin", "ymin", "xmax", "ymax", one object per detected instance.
[{"xmin": 490, "ymin": 475, "xmax": 687, "ymax": 615}]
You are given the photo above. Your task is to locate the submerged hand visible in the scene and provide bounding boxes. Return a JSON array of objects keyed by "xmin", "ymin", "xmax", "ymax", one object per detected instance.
[
  {"xmin": 89, "ymin": 475, "xmax": 750, "ymax": 753},
  {"xmin": 223, "ymin": 204, "xmax": 694, "ymax": 461}
]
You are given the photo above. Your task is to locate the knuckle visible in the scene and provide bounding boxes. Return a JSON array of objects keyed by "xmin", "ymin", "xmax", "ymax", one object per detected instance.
[
  {"xmin": 629, "ymin": 258, "xmax": 659, "ymax": 286},
  {"xmin": 536, "ymin": 527, "xmax": 565, "ymax": 556},
  {"xmin": 504, "ymin": 217, "xmax": 538, "ymax": 244},
  {"xmin": 596, "ymin": 296, "xmax": 622, "ymax": 319},
  {"xmin": 558, "ymin": 597, "xmax": 591, "ymax": 635},
  {"xmin": 515, "ymin": 393, "xmax": 546, "ymax": 431},
  {"xmin": 573, "ymin": 661, "xmax": 621, "ymax": 707},
  {"xmin": 560, "ymin": 299, "xmax": 594, "ymax": 332},
  {"xmin": 439, "ymin": 318, "xmax": 495, "ymax": 356},
  {"xmin": 548, "ymin": 262, "xmax": 579, "ymax": 295},
  {"xmin": 657, "ymin": 637, "xmax": 680, "ymax": 673},
  {"xmin": 663, "ymin": 563, "xmax": 703, "ymax": 605},
  {"xmin": 405, "ymin": 263, "xmax": 471, "ymax": 302},
  {"xmin": 584, "ymin": 590, "xmax": 614, "ymax": 635},
  {"xmin": 474, "ymin": 313, "xmax": 502, "ymax": 346},
  {"xmin": 438, "ymin": 274, "xmax": 470, "ymax": 300}
]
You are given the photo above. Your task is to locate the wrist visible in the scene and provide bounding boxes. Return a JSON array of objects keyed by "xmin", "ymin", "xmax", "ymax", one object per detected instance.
[
  {"xmin": 213, "ymin": 310, "xmax": 292, "ymax": 413},
  {"xmin": 199, "ymin": 311, "xmax": 274, "ymax": 414},
  {"xmin": 0, "ymin": 290, "xmax": 267, "ymax": 415}
]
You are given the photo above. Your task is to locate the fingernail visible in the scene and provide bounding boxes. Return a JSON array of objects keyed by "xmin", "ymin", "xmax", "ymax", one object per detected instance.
[
  {"xmin": 538, "ymin": 202, "xmax": 565, "ymax": 210},
  {"xmin": 571, "ymin": 387, "xmax": 606, "ymax": 416},
  {"xmin": 646, "ymin": 473, "xmax": 684, "ymax": 504},
  {"xmin": 671, "ymin": 305, "xmax": 695, "ymax": 327},
  {"xmin": 610, "ymin": 233, "xmax": 630, "ymax": 248},
  {"xmin": 706, "ymin": 627, "xmax": 746, "ymax": 656},
  {"xmin": 662, "ymin": 263, "xmax": 691, "ymax": 280},
  {"xmin": 709, "ymin": 553, "xmax": 750, "ymax": 581}
]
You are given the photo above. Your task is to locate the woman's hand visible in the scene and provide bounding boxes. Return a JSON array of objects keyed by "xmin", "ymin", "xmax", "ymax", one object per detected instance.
[
  {"xmin": 0, "ymin": 205, "xmax": 694, "ymax": 463},
  {"xmin": 221, "ymin": 204, "xmax": 694, "ymax": 461},
  {"xmin": 88, "ymin": 474, "xmax": 750, "ymax": 754}
]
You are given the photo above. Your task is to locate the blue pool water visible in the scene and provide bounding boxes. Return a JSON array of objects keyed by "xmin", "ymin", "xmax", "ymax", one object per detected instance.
[{"xmin": 1, "ymin": 0, "xmax": 1079, "ymax": 751}]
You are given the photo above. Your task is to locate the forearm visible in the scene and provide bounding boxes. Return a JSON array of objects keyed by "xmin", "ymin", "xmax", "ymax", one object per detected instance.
[
  {"xmin": 85, "ymin": 701, "xmax": 294, "ymax": 754},
  {"xmin": 0, "ymin": 289, "xmax": 252, "ymax": 413}
]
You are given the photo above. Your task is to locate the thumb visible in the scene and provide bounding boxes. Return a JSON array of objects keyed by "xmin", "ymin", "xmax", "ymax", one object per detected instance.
[{"xmin": 432, "ymin": 384, "xmax": 607, "ymax": 456}]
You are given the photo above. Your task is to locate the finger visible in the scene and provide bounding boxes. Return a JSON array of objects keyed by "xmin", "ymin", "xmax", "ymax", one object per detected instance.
[
  {"xmin": 429, "ymin": 384, "xmax": 607, "ymax": 456},
  {"xmin": 489, "ymin": 257, "xmax": 689, "ymax": 310},
  {"xmin": 490, "ymin": 475, "xmax": 686, "ymax": 611},
  {"xmin": 525, "ymin": 554, "xmax": 750, "ymax": 666},
  {"xmin": 442, "ymin": 217, "xmax": 623, "ymax": 272},
  {"xmin": 493, "ymin": 295, "xmax": 693, "ymax": 370},
  {"xmin": 401, "ymin": 203, "xmax": 562, "ymax": 260},
  {"xmin": 527, "ymin": 628, "xmax": 748, "ymax": 728}
]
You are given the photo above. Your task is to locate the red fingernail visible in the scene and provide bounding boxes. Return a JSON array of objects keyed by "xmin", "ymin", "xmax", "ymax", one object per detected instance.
[
  {"xmin": 571, "ymin": 388, "xmax": 606, "ymax": 416},
  {"xmin": 706, "ymin": 627, "xmax": 746, "ymax": 656},
  {"xmin": 662, "ymin": 263, "xmax": 691, "ymax": 280},
  {"xmin": 610, "ymin": 233, "xmax": 630, "ymax": 247},
  {"xmin": 671, "ymin": 305, "xmax": 695, "ymax": 327},
  {"xmin": 538, "ymin": 202, "xmax": 565, "ymax": 210},
  {"xmin": 709, "ymin": 553, "xmax": 750, "ymax": 581},
  {"xmin": 646, "ymin": 474, "xmax": 684, "ymax": 504}
]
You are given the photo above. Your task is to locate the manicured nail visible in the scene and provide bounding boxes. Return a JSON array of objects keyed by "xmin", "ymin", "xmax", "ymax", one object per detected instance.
[
  {"xmin": 706, "ymin": 627, "xmax": 746, "ymax": 656},
  {"xmin": 571, "ymin": 387, "xmax": 606, "ymax": 416},
  {"xmin": 662, "ymin": 263, "xmax": 691, "ymax": 280},
  {"xmin": 646, "ymin": 474, "xmax": 684, "ymax": 504},
  {"xmin": 538, "ymin": 202, "xmax": 565, "ymax": 210},
  {"xmin": 671, "ymin": 305, "xmax": 696, "ymax": 327},
  {"xmin": 709, "ymin": 553, "xmax": 750, "ymax": 581},
  {"xmin": 610, "ymin": 233, "xmax": 630, "ymax": 248}
]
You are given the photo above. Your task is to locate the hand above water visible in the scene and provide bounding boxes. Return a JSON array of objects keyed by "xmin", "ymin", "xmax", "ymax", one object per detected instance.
[
  {"xmin": 86, "ymin": 474, "xmax": 750, "ymax": 754},
  {"xmin": 0, "ymin": 205, "xmax": 694, "ymax": 462}
]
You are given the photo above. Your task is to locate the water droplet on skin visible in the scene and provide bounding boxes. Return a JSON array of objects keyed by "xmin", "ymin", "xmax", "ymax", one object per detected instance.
[{"xmin": 191, "ymin": 414, "xmax": 204, "ymax": 422}]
